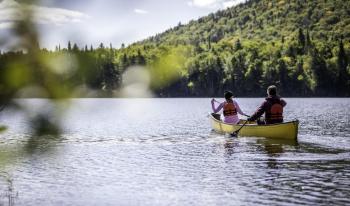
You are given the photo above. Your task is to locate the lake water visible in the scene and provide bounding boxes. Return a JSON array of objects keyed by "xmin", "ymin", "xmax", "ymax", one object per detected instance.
[{"xmin": 0, "ymin": 98, "xmax": 349, "ymax": 205}]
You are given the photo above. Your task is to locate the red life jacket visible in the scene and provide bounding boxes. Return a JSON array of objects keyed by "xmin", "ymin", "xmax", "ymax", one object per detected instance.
[
  {"xmin": 265, "ymin": 99, "xmax": 284, "ymax": 123},
  {"xmin": 223, "ymin": 102, "xmax": 237, "ymax": 116}
]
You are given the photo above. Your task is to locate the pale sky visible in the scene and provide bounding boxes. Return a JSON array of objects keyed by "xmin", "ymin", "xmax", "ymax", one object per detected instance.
[{"xmin": 0, "ymin": 0, "xmax": 246, "ymax": 50}]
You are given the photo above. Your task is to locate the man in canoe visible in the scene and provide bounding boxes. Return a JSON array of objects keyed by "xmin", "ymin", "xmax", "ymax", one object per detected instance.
[
  {"xmin": 247, "ymin": 85, "xmax": 286, "ymax": 125},
  {"xmin": 211, "ymin": 91, "xmax": 248, "ymax": 124}
]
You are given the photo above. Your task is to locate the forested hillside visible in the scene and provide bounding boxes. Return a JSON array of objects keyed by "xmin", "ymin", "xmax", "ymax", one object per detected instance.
[
  {"xmin": 122, "ymin": 0, "xmax": 350, "ymax": 97},
  {"xmin": 1, "ymin": 0, "xmax": 349, "ymax": 97}
]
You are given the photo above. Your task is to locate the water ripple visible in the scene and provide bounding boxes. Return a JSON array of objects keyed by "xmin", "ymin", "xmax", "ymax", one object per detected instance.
[{"xmin": 0, "ymin": 98, "xmax": 349, "ymax": 205}]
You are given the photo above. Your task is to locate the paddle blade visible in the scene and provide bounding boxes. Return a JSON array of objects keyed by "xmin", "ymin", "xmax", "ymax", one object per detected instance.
[{"xmin": 230, "ymin": 132, "xmax": 238, "ymax": 137}]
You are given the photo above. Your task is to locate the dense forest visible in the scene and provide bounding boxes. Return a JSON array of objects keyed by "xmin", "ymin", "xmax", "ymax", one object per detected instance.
[{"xmin": 1, "ymin": 0, "xmax": 350, "ymax": 97}]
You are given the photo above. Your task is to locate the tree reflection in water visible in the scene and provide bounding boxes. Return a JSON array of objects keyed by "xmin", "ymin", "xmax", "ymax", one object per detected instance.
[{"xmin": 0, "ymin": 172, "xmax": 18, "ymax": 206}]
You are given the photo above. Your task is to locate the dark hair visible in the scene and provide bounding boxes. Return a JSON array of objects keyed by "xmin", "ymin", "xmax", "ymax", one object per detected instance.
[
  {"xmin": 224, "ymin": 91, "xmax": 233, "ymax": 100},
  {"xmin": 267, "ymin": 85, "xmax": 277, "ymax": 96}
]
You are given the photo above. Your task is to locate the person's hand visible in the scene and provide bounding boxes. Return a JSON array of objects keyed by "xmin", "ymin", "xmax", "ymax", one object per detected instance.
[{"xmin": 211, "ymin": 98, "xmax": 215, "ymax": 104}]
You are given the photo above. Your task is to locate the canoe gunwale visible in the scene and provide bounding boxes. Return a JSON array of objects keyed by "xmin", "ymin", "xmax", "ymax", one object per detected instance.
[
  {"xmin": 210, "ymin": 113, "xmax": 299, "ymax": 127},
  {"xmin": 209, "ymin": 113, "xmax": 299, "ymax": 140}
]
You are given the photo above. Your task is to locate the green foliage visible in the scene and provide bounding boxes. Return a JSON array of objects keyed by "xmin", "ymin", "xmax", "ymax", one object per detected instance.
[
  {"xmin": 130, "ymin": 0, "xmax": 350, "ymax": 97},
  {"xmin": 1, "ymin": 0, "xmax": 350, "ymax": 98}
]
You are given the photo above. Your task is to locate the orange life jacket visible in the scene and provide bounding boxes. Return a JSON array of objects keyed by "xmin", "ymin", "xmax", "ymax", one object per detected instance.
[
  {"xmin": 223, "ymin": 102, "xmax": 237, "ymax": 116},
  {"xmin": 265, "ymin": 100, "xmax": 283, "ymax": 123}
]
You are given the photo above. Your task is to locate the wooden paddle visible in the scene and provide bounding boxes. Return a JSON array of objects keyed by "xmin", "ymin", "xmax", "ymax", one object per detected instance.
[
  {"xmin": 212, "ymin": 99, "xmax": 221, "ymax": 104},
  {"xmin": 231, "ymin": 120, "xmax": 249, "ymax": 137}
]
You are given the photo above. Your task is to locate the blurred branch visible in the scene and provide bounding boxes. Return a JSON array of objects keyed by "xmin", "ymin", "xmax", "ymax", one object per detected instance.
[{"xmin": 0, "ymin": 0, "xmax": 70, "ymax": 136}]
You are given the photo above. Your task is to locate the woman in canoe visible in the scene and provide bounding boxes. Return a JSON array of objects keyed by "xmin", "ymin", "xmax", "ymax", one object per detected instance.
[{"xmin": 211, "ymin": 91, "xmax": 248, "ymax": 124}]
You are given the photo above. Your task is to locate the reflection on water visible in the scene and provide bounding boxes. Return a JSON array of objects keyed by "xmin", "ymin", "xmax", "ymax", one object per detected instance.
[
  {"xmin": 0, "ymin": 98, "xmax": 349, "ymax": 205},
  {"xmin": 257, "ymin": 138, "xmax": 299, "ymax": 169},
  {"xmin": 24, "ymin": 135, "xmax": 62, "ymax": 155},
  {"xmin": 0, "ymin": 172, "xmax": 18, "ymax": 206}
]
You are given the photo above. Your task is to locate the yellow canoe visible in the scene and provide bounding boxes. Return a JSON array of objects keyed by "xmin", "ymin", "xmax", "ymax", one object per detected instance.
[{"xmin": 209, "ymin": 113, "xmax": 299, "ymax": 140}]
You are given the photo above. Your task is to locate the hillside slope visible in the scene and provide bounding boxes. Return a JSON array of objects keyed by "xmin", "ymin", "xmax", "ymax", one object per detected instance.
[
  {"xmin": 143, "ymin": 0, "xmax": 350, "ymax": 46},
  {"xmin": 115, "ymin": 0, "xmax": 350, "ymax": 97}
]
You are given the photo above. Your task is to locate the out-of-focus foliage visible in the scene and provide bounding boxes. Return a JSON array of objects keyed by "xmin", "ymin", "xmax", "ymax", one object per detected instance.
[
  {"xmin": 0, "ymin": 1, "xmax": 192, "ymax": 136},
  {"xmin": 0, "ymin": 0, "xmax": 77, "ymax": 136}
]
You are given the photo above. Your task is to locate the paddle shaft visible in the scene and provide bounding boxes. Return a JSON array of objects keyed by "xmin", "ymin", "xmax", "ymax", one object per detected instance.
[
  {"xmin": 231, "ymin": 120, "xmax": 249, "ymax": 137},
  {"xmin": 0, "ymin": 101, "xmax": 9, "ymax": 112},
  {"xmin": 213, "ymin": 99, "xmax": 220, "ymax": 104},
  {"xmin": 0, "ymin": 105, "xmax": 5, "ymax": 112}
]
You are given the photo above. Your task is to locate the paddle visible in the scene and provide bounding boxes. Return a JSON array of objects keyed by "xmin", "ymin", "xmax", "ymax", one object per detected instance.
[
  {"xmin": 213, "ymin": 99, "xmax": 221, "ymax": 104},
  {"xmin": 231, "ymin": 120, "xmax": 249, "ymax": 137},
  {"xmin": 0, "ymin": 104, "xmax": 5, "ymax": 112},
  {"xmin": 213, "ymin": 99, "xmax": 249, "ymax": 115}
]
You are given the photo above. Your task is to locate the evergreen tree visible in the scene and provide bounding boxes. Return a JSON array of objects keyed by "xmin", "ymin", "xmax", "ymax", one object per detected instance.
[
  {"xmin": 73, "ymin": 43, "xmax": 79, "ymax": 52},
  {"xmin": 245, "ymin": 60, "xmax": 263, "ymax": 95},
  {"xmin": 136, "ymin": 50, "xmax": 146, "ymax": 65},
  {"xmin": 99, "ymin": 43, "xmax": 105, "ymax": 49},
  {"xmin": 120, "ymin": 54, "xmax": 129, "ymax": 70},
  {"xmin": 277, "ymin": 58, "xmax": 289, "ymax": 94},
  {"xmin": 297, "ymin": 28, "xmax": 306, "ymax": 54},
  {"xmin": 336, "ymin": 40, "xmax": 349, "ymax": 95},
  {"xmin": 102, "ymin": 62, "xmax": 119, "ymax": 91},
  {"xmin": 310, "ymin": 48, "xmax": 329, "ymax": 95},
  {"xmin": 68, "ymin": 41, "xmax": 72, "ymax": 51},
  {"xmin": 231, "ymin": 52, "xmax": 246, "ymax": 95},
  {"xmin": 305, "ymin": 29, "xmax": 312, "ymax": 53}
]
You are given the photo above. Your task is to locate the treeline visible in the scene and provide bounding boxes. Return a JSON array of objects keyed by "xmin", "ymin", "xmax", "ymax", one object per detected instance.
[
  {"xmin": 121, "ymin": 30, "xmax": 349, "ymax": 97},
  {"xmin": 0, "ymin": 0, "xmax": 349, "ymax": 97},
  {"xmin": 0, "ymin": 42, "xmax": 122, "ymax": 95}
]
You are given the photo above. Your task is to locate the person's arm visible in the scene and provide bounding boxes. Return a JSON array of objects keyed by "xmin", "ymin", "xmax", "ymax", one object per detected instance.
[
  {"xmin": 211, "ymin": 100, "xmax": 224, "ymax": 113},
  {"xmin": 248, "ymin": 101, "xmax": 266, "ymax": 121},
  {"xmin": 280, "ymin": 99, "xmax": 287, "ymax": 107},
  {"xmin": 233, "ymin": 101, "xmax": 248, "ymax": 116}
]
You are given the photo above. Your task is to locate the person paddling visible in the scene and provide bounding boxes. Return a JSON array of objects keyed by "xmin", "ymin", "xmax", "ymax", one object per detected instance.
[
  {"xmin": 211, "ymin": 91, "xmax": 248, "ymax": 124},
  {"xmin": 247, "ymin": 85, "xmax": 286, "ymax": 124}
]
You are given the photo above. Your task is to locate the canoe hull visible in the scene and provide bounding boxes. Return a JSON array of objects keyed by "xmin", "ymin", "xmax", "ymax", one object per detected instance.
[{"xmin": 210, "ymin": 113, "xmax": 299, "ymax": 140}]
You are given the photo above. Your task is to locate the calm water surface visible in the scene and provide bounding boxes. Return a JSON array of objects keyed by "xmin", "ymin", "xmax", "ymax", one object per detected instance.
[{"xmin": 0, "ymin": 98, "xmax": 349, "ymax": 205}]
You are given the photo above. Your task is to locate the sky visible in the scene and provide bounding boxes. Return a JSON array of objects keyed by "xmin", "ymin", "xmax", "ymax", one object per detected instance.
[{"xmin": 0, "ymin": 0, "xmax": 246, "ymax": 50}]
